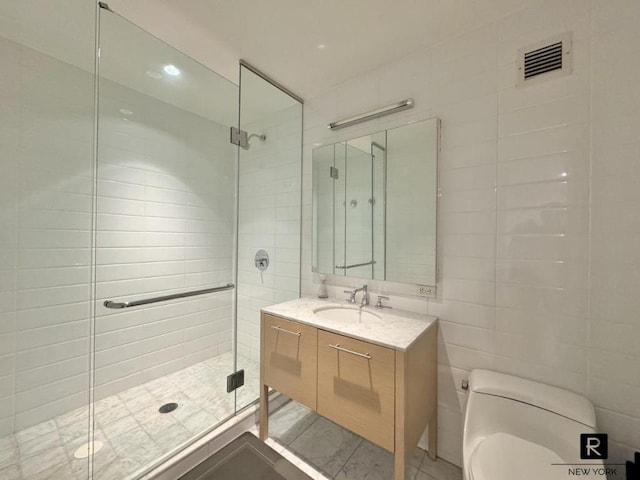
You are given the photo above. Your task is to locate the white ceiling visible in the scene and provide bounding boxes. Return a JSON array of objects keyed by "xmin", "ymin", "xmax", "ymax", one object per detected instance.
[
  {"xmin": 1, "ymin": 0, "xmax": 532, "ymax": 122},
  {"xmin": 109, "ymin": 0, "xmax": 532, "ymax": 99}
]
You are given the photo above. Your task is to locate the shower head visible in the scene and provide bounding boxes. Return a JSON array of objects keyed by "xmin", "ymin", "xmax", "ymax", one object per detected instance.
[
  {"xmin": 230, "ymin": 127, "xmax": 266, "ymax": 150},
  {"xmin": 247, "ymin": 133, "xmax": 266, "ymax": 143}
]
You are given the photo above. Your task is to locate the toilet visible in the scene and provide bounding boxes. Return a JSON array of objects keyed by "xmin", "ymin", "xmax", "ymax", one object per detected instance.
[{"xmin": 463, "ymin": 369, "xmax": 604, "ymax": 480}]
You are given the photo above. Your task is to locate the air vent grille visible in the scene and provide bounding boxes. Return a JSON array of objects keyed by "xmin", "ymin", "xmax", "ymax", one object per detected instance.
[
  {"xmin": 524, "ymin": 41, "xmax": 563, "ymax": 79},
  {"xmin": 517, "ymin": 32, "xmax": 571, "ymax": 87}
]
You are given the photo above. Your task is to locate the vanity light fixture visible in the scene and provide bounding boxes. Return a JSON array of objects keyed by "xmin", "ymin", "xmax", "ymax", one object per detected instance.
[{"xmin": 328, "ymin": 98, "xmax": 414, "ymax": 130}]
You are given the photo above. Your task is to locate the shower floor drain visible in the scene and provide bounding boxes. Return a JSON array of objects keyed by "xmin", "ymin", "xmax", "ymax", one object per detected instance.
[
  {"xmin": 159, "ymin": 402, "xmax": 178, "ymax": 414},
  {"xmin": 74, "ymin": 440, "xmax": 104, "ymax": 459}
]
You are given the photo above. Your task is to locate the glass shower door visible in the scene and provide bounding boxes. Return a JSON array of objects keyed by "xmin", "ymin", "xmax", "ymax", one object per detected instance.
[
  {"xmin": 235, "ymin": 63, "xmax": 303, "ymax": 412},
  {"xmin": 0, "ymin": 1, "xmax": 97, "ymax": 479},
  {"xmin": 93, "ymin": 8, "xmax": 238, "ymax": 479}
]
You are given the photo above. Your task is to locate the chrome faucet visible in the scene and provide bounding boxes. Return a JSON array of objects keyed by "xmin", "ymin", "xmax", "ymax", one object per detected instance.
[
  {"xmin": 344, "ymin": 288, "xmax": 357, "ymax": 304},
  {"xmin": 343, "ymin": 284, "xmax": 369, "ymax": 306},
  {"xmin": 355, "ymin": 284, "xmax": 369, "ymax": 306}
]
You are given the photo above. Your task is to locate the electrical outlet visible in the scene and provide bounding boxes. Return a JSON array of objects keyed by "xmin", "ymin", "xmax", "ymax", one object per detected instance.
[{"xmin": 416, "ymin": 286, "xmax": 433, "ymax": 296}]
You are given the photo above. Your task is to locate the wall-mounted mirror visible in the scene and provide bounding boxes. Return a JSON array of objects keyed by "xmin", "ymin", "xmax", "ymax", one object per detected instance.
[{"xmin": 312, "ymin": 117, "xmax": 439, "ymax": 287}]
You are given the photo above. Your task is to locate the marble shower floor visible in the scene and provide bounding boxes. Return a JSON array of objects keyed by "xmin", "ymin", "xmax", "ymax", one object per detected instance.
[
  {"xmin": 0, "ymin": 352, "xmax": 260, "ymax": 480},
  {"xmin": 254, "ymin": 400, "xmax": 463, "ymax": 480}
]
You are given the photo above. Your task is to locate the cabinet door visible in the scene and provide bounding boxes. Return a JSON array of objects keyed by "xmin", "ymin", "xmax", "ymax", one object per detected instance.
[
  {"xmin": 317, "ymin": 330, "xmax": 395, "ymax": 451},
  {"xmin": 261, "ymin": 313, "xmax": 317, "ymax": 409}
]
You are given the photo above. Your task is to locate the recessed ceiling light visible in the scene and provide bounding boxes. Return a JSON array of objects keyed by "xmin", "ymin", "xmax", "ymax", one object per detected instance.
[
  {"xmin": 145, "ymin": 70, "xmax": 162, "ymax": 79},
  {"xmin": 163, "ymin": 64, "xmax": 181, "ymax": 76},
  {"xmin": 317, "ymin": 44, "xmax": 326, "ymax": 50}
]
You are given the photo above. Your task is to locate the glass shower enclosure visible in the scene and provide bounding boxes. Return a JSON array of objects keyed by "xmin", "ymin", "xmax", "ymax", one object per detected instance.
[{"xmin": 0, "ymin": 3, "xmax": 302, "ymax": 480}]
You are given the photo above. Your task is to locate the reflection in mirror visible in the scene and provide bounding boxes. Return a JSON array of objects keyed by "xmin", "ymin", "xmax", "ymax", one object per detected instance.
[{"xmin": 312, "ymin": 118, "xmax": 439, "ymax": 287}]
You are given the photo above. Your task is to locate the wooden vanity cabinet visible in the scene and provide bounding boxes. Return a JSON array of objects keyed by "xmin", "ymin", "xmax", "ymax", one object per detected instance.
[
  {"xmin": 261, "ymin": 313, "xmax": 317, "ymax": 409},
  {"xmin": 259, "ymin": 311, "xmax": 438, "ymax": 480},
  {"xmin": 317, "ymin": 330, "xmax": 396, "ymax": 451}
]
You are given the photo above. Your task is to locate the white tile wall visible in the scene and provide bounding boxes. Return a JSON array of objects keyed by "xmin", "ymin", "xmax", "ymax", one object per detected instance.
[
  {"xmin": 0, "ymin": 24, "xmax": 240, "ymax": 434},
  {"xmin": 0, "ymin": 29, "xmax": 95, "ymax": 435},
  {"xmin": 589, "ymin": 0, "xmax": 640, "ymax": 465},
  {"xmin": 302, "ymin": 0, "xmax": 640, "ymax": 467},
  {"xmin": 236, "ymin": 103, "xmax": 303, "ymax": 376},
  {"xmin": 94, "ymin": 78, "xmax": 236, "ymax": 401}
]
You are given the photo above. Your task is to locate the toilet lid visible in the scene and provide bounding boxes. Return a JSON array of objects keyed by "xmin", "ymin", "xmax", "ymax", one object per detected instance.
[{"xmin": 469, "ymin": 433, "xmax": 592, "ymax": 480}]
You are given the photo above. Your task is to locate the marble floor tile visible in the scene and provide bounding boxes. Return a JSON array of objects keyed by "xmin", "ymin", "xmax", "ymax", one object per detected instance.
[
  {"xmin": 411, "ymin": 447, "xmax": 426, "ymax": 469},
  {"xmin": 269, "ymin": 400, "xmax": 320, "ymax": 446},
  {"xmin": 168, "ymin": 396, "xmax": 201, "ymax": 420},
  {"xmin": 269, "ymin": 401, "xmax": 462, "ymax": 480},
  {"xmin": 0, "ymin": 463, "xmax": 20, "ymax": 480},
  {"xmin": 55, "ymin": 405, "xmax": 89, "ymax": 428},
  {"xmin": 94, "ymin": 457, "xmax": 143, "ymax": 480},
  {"xmin": 419, "ymin": 455, "xmax": 463, "ymax": 480},
  {"xmin": 415, "ymin": 471, "xmax": 440, "ymax": 480},
  {"xmin": 0, "ymin": 434, "xmax": 16, "ymax": 451},
  {"xmin": 95, "ymin": 397, "xmax": 130, "ymax": 427},
  {"xmin": 152, "ymin": 421, "xmax": 192, "ymax": 453},
  {"xmin": 118, "ymin": 386, "xmax": 156, "ymax": 413},
  {"xmin": 57, "ymin": 416, "xmax": 90, "ymax": 445},
  {"xmin": 20, "ymin": 445, "xmax": 68, "ymax": 478},
  {"xmin": 31, "ymin": 460, "xmax": 78, "ymax": 480},
  {"xmin": 0, "ymin": 442, "xmax": 17, "ymax": 470},
  {"xmin": 15, "ymin": 419, "xmax": 56, "ymax": 445},
  {"xmin": 94, "ymin": 395, "xmax": 124, "ymax": 414},
  {"xmin": 102, "ymin": 414, "xmax": 140, "ymax": 442},
  {"xmin": 110, "ymin": 427, "xmax": 162, "ymax": 466},
  {"xmin": 289, "ymin": 417, "xmax": 363, "ymax": 477},
  {"xmin": 146, "ymin": 378, "xmax": 181, "ymax": 400},
  {"xmin": 334, "ymin": 440, "xmax": 394, "ymax": 480},
  {"xmin": 132, "ymin": 403, "xmax": 166, "ymax": 425},
  {"xmin": 175, "ymin": 407, "xmax": 217, "ymax": 434},
  {"xmin": 141, "ymin": 413, "xmax": 180, "ymax": 440},
  {"xmin": 17, "ymin": 428, "xmax": 62, "ymax": 457},
  {"xmin": 2, "ymin": 353, "xmax": 261, "ymax": 480}
]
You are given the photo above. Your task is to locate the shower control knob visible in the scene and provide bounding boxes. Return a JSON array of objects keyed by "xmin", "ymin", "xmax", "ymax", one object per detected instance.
[{"xmin": 254, "ymin": 249, "xmax": 269, "ymax": 271}]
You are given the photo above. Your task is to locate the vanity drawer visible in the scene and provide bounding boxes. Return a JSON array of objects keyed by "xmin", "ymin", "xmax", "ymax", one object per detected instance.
[
  {"xmin": 261, "ymin": 313, "xmax": 317, "ymax": 409},
  {"xmin": 317, "ymin": 329, "xmax": 395, "ymax": 452}
]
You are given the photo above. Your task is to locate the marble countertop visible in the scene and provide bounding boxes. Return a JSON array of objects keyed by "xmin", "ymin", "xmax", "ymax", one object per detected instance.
[{"xmin": 261, "ymin": 297, "xmax": 438, "ymax": 351}]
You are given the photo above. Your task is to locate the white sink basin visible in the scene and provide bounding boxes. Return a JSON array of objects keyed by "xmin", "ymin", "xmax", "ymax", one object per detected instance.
[{"xmin": 313, "ymin": 305, "xmax": 382, "ymax": 323}]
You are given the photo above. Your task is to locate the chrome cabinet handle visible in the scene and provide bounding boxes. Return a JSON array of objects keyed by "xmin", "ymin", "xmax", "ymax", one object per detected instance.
[
  {"xmin": 271, "ymin": 325, "xmax": 301, "ymax": 337},
  {"xmin": 328, "ymin": 343, "xmax": 371, "ymax": 359}
]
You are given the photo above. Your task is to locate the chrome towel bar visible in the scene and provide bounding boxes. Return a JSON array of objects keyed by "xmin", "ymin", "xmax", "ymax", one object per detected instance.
[
  {"xmin": 335, "ymin": 260, "xmax": 376, "ymax": 270},
  {"xmin": 103, "ymin": 283, "xmax": 235, "ymax": 309}
]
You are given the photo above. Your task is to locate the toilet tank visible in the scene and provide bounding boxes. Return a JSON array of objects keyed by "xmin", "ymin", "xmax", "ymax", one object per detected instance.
[{"xmin": 463, "ymin": 370, "xmax": 598, "ymax": 466}]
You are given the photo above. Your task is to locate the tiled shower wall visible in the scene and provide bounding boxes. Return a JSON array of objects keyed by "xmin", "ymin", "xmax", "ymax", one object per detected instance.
[
  {"xmin": 94, "ymin": 79, "xmax": 236, "ymax": 401},
  {"xmin": 237, "ymin": 104, "xmax": 303, "ymax": 366},
  {"xmin": 0, "ymin": 33, "xmax": 95, "ymax": 433},
  {"xmin": 302, "ymin": 0, "xmax": 640, "ymax": 466},
  {"xmin": 0, "ymin": 30, "xmax": 239, "ymax": 434}
]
